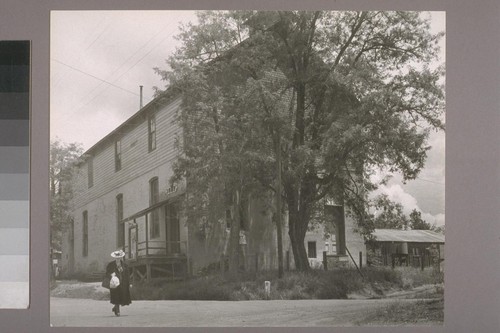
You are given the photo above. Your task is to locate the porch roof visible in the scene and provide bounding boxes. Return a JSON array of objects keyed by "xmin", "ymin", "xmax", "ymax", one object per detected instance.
[
  {"xmin": 372, "ymin": 229, "xmax": 445, "ymax": 244},
  {"xmin": 120, "ymin": 190, "xmax": 185, "ymax": 224}
]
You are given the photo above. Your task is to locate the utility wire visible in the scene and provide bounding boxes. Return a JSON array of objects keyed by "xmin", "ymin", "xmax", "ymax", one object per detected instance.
[
  {"xmin": 71, "ymin": 21, "xmax": 177, "ymax": 112},
  {"xmin": 51, "ymin": 58, "xmax": 140, "ymax": 97},
  {"xmin": 414, "ymin": 177, "xmax": 444, "ymax": 186}
]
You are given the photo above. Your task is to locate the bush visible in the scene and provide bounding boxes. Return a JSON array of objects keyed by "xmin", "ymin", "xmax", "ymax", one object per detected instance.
[
  {"xmin": 130, "ymin": 266, "xmax": 441, "ymax": 301},
  {"xmin": 396, "ymin": 266, "xmax": 443, "ymax": 289}
]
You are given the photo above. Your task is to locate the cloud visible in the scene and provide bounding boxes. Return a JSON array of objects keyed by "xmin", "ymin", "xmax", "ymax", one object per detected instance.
[{"xmin": 372, "ymin": 183, "xmax": 445, "ymax": 227}]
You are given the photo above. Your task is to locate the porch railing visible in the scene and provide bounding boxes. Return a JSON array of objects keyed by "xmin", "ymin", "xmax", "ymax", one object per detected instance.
[{"xmin": 124, "ymin": 240, "xmax": 187, "ymax": 261}]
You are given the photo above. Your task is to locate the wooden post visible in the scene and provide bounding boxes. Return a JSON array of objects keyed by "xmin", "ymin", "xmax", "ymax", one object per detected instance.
[
  {"xmin": 421, "ymin": 255, "xmax": 425, "ymax": 271},
  {"xmin": 255, "ymin": 253, "xmax": 259, "ymax": 272},
  {"xmin": 359, "ymin": 251, "xmax": 363, "ymax": 269},
  {"xmin": 146, "ymin": 263, "xmax": 151, "ymax": 281},
  {"xmin": 391, "ymin": 254, "xmax": 395, "ymax": 269},
  {"xmin": 323, "ymin": 251, "xmax": 328, "ymax": 271},
  {"xmin": 145, "ymin": 215, "xmax": 149, "ymax": 257}
]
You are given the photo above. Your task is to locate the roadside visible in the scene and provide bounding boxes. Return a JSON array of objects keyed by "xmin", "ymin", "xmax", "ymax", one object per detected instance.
[
  {"xmin": 52, "ymin": 266, "xmax": 444, "ymax": 301},
  {"xmin": 51, "ymin": 267, "xmax": 444, "ymax": 326},
  {"xmin": 50, "ymin": 278, "xmax": 444, "ymax": 302}
]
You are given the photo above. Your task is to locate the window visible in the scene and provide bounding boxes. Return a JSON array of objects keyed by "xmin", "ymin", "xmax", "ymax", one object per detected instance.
[
  {"xmin": 87, "ymin": 156, "xmax": 93, "ymax": 188},
  {"xmin": 148, "ymin": 115, "xmax": 156, "ymax": 152},
  {"xmin": 116, "ymin": 194, "xmax": 124, "ymax": 248},
  {"xmin": 307, "ymin": 241, "xmax": 317, "ymax": 258},
  {"xmin": 82, "ymin": 211, "xmax": 88, "ymax": 257},
  {"xmin": 149, "ymin": 177, "xmax": 160, "ymax": 238},
  {"xmin": 115, "ymin": 139, "xmax": 122, "ymax": 171}
]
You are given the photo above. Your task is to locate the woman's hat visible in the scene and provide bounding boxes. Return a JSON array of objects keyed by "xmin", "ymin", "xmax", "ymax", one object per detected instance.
[{"xmin": 110, "ymin": 250, "xmax": 125, "ymax": 258}]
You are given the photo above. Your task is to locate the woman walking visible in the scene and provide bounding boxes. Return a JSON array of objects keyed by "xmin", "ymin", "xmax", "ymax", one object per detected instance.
[{"xmin": 106, "ymin": 250, "xmax": 131, "ymax": 316}]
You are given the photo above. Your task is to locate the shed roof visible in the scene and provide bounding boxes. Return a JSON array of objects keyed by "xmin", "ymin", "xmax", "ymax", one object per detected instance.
[{"xmin": 372, "ymin": 229, "xmax": 445, "ymax": 243}]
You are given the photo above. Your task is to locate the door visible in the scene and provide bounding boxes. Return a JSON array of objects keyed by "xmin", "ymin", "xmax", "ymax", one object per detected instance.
[
  {"xmin": 165, "ymin": 202, "xmax": 180, "ymax": 254},
  {"xmin": 129, "ymin": 224, "xmax": 138, "ymax": 259}
]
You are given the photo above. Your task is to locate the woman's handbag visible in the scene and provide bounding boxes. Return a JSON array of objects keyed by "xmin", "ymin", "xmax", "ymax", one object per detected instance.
[
  {"xmin": 110, "ymin": 273, "xmax": 120, "ymax": 289},
  {"xmin": 101, "ymin": 276, "xmax": 111, "ymax": 289}
]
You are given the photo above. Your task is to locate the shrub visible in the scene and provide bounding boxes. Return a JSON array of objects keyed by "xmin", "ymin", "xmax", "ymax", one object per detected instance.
[
  {"xmin": 396, "ymin": 266, "xmax": 443, "ymax": 289},
  {"xmin": 128, "ymin": 266, "xmax": 441, "ymax": 301}
]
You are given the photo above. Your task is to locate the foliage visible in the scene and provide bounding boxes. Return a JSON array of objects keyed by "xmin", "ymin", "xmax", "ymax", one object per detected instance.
[
  {"xmin": 397, "ymin": 266, "xmax": 444, "ymax": 289},
  {"xmin": 51, "ymin": 267, "xmax": 443, "ymax": 302},
  {"xmin": 50, "ymin": 139, "xmax": 84, "ymax": 250},
  {"xmin": 370, "ymin": 197, "xmax": 442, "ymax": 232},
  {"xmin": 128, "ymin": 267, "xmax": 408, "ymax": 301},
  {"xmin": 157, "ymin": 10, "xmax": 445, "ymax": 271},
  {"xmin": 371, "ymin": 194, "xmax": 410, "ymax": 229},
  {"xmin": 409, "ymin": 209, "xmax": 433, "ymax": 230}
]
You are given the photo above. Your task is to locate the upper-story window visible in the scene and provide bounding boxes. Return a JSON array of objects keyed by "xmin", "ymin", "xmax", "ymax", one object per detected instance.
[
  {"xmin": 115, "ymin": 139, "xmax": 122, "ymax": 172},
  {"xmin": 148, "ymin": 115, "xmax": 156, "ymax": 152},
  {"xmin": 116, "ymin": 194, "xmax": 124, "ymax": 248},
  {"xmin": 149, "ymin": 177, "xmax": 160, "ymax": 238},
  {"xmin": 87, "ymin": 156, "xmax": 94, "ymax": 188},
  {"xmin": 82, "ymin": 210, "xmax": 88, "ymax": 257}
]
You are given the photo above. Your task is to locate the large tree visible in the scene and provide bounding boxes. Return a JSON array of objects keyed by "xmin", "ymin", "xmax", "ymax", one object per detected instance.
[
  {"xmin": 158, "ymin": 11, "xmax": 275, "ymax": 276},
  {"xmin": 158, "ymin": 10, "xmax": 445, "ymax": 271},
  {"xmin": 50, "ymin": 139, "xmax": 84, "ymax": 251}
]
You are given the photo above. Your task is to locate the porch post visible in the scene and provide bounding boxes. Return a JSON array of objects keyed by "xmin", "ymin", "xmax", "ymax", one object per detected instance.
[{"xmin": 145, "ymin": 214, "xmax": 149, "ymax": 257}]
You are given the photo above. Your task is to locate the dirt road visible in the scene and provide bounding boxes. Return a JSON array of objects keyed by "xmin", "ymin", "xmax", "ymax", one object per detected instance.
[{"xmin": 50, "ymin": 297, "xmax": 426, "ymax": 327}]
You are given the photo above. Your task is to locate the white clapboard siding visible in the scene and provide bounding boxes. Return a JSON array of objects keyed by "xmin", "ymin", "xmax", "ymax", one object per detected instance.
[{"xmin": 72, "ymin": 97, "xmax": 182, "ymax": 209}]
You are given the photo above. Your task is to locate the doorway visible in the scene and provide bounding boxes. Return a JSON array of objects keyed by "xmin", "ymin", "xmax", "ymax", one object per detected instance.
[{"xmin": 165, "ymin": 202, "xmax": 180, "ymax": 254}]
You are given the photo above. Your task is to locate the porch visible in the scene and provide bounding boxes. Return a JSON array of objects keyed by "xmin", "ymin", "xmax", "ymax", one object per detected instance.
[{"xmin": 120, "ymin": 198, "xmax": 189, "ymax": 282}]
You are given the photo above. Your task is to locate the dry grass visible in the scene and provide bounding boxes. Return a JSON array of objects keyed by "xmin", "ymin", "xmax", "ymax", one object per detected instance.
[
  {"xmin": 51, "ymin": 266, "xmax": 444, "ymax": 303},
  {"xmin": 355, "ymin": 298, "xmax": 444, "ymax": 325},
  {"xmin": 132, "ymin": 267, "xmax": 410, "ymax": 301}
]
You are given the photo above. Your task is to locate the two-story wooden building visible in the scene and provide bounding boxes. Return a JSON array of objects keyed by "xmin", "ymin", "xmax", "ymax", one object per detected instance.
[{"xmin": 60, "ymin": 88, "xmax": 366, "ymax": 281}]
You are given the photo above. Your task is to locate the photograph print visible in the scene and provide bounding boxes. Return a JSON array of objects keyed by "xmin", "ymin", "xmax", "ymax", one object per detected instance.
[{"xmin": 49, "ymin": 10, "xmax": 445, "ymax": 327}]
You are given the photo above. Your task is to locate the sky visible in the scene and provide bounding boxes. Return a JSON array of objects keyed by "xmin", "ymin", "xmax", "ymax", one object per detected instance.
[{"xmin": 50, "ymin": 10, "xmax": 446, "ymax": 227}]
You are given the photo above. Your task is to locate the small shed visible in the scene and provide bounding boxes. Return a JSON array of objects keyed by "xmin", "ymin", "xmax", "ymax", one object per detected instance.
[{"xmin": 368, "ymin": 229, "xmax": 444, "ymax": 269}]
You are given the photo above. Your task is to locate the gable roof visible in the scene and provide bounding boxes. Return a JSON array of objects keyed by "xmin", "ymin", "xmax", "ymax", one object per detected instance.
[
  {"xmin": 81, "ymin": 87, "xmax": 179, "ymax": 158},
  {"xmin": 372, "ymin": 229, "xmax": 445, "ymax": 243}
]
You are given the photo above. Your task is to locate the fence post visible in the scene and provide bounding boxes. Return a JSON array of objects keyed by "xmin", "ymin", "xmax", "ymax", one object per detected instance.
[
  {"xmin": 264, "ymin": 281, "xmax": 271, "ymax": 299},
  {"xmin": 391, "ymin": 254, "xmax": 395, "ymax": 269},
  {"xmin": 255, "ymin": 252, "xmax": 259, "ymax": 272},
  {"xmin": 359, "ymin": 251, "xmax": 363, "ymax": 269},
  {"xmin": 421, "ymin": 255, "xmax": 425, "ymax": 271}
]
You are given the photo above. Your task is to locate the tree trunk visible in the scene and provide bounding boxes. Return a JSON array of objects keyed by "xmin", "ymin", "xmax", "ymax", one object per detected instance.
[
  {"xmin": 227, "ymin": 189, "xmax": 241, "ymax": 279},
  {"xmin": 286, "ymin": 187, "xmax": 310, "ymax": 271},
  {"xmin": 275, "ymin": 135, "xmax": 284, "ymax": 278},
  {"xmin": 293, "ymin": 82, "xmax": 306, "ymax": 147},
  {"xmin": 288, "ymin": 213, "xmax": 309, "ymax": 271}
]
